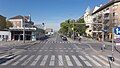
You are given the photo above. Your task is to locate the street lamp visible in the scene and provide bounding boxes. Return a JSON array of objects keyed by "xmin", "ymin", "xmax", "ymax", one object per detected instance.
[{"xmin": 23, "ymin": 16, "xmax": 25, "ymax": 43}]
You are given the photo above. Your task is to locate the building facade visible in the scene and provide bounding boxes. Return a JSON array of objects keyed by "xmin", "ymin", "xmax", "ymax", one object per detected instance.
[
  {"xmin": 8, "ymin": 15, "xmax": 36, "ymax": 41},
  {"xmin": 84, "ymin": 6, "xmax": 93, "ymax": 37},
  {"xmin": 92, "ymin": 0, "xmax": 120, "ymax": 41}
]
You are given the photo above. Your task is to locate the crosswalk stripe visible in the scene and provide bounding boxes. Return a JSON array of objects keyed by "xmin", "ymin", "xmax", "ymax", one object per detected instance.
[
  {"xmin": 79, "ymin": 55, "xmax": 92, "ymax": 66},
  {"xmin": 86, "ymin": 55, "xmax": 101, "ymax": 66},
  {"xmin": 79, "ymin": 56, "xmax": 86, "ymax": 60},
  {"xmin": 31, "ymin": 55, "xmax": 41, "ymax": 66},
  {"xmin": 1, "ymin": 55, "xmax": 21, "ymax": 65},
  {"xmin": 65, "ymin": 55, "xmax": 73, "ymax": 66},
  {"xmin": 84, "ymin": 61, "xmax": 92, "ymax": 66},
  {"xmin": 58, "ymin": 55, "xmax": 64, "ymax": 66},
  {"xmin": 21, "ymin": 55, "xmax": 35, "ymax": 66},
  {"xmin": 40, "ymin": 55, "xmax": 48, "ymax": 66},
  {"xmin": 72, "ymin": 55, "xmax": 82, "ymax": 66},
  {"xmin": 99, "ymin": 55, "xmax": 120, "ymax": 66},
  {"xmin": 92, "ymin": 55, "xmax": 109, "ymax": 66},
  {"xmin": 49, "ymin": 55, "xmax": 55, "ymax": 66},
  {"xmin": 12, "ymin": 55, "xmax": 28, "ymax": 66}
]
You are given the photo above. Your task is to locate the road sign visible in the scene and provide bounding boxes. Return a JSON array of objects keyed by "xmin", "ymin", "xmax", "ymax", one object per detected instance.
[
  {"xmin": 114, "ymin": 27, "xmax": 120, "ymax": 35},
  {"xmin": 116, "ymin": 38, "xmax": 120, "ymax": 45}
]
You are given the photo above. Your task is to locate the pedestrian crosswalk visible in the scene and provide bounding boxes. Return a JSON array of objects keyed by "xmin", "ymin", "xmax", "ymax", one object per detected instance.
[
  {"xmin": 39, "ymin": 41, "xmax": 72, "ymax": 44},
  {"xmin": 1, "ymin": 54, "xmax": 120, "ymax": 67}
]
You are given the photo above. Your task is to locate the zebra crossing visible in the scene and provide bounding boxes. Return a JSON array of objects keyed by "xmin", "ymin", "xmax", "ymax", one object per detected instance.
[
  {"xmin": 39, "ymin": 41, "xmax": 71, "ymax": 44},
  {"xmin": 1, "ymin": 54, "xmax": 120, "ymax": 67}
]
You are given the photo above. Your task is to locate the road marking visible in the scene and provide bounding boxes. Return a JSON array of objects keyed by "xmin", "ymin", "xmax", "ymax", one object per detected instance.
[
  {"xmin": 84, "ymin": 61, "xmax": 92, "ymax": 66},
  {"xmin": 39, "ymin": 50, "xmax": 42, "ymax": 52},
  {"xmin": 76, "ymin": 50, "xmax": 79, "ymax": 52},
  {"xmin": 60, "ymin": 50, "xmax": 63, "ymax": 52},
  {"xmin": 65, "ymin": 55, "xmax": 73, "ymax": 66},
  {"xmin": 71, "ymin": 50, "xmax": 73, "ymax": 52},
  {"xmin": 65, "ymin": 50, "xmax": 68, "ymax": 52},
  {"xmin": 72, "ymin": 55, "xmax": 82, "ymax": 66},
  {"xmin": 12, "ymin": 55, "xmax": 28, "ymax": 66},
  {"xmin": 79, "ymin": 55, "xmax": 92, "ymax": 66},
  {"xmin": 44, "ymin": 50, "xmax": 47, "ymax": 51},
  {"xmin": 30, "ymin": 55, "xmax": 41, "ymax": 66},
  {"xmin": 99, "ymin": 55, "xmax": 120, "ymax": 66},
  {"xmin": 58, "ymin": 55, "xmax": 64, "ymax": 66},
  {"xmin": 1, "ymin": 55, "xmax": 21, "ymax": 65},
  {"xmin": 86, "ymin": 55, "xmax": 101, "ymax": 66},
  {"xmin": 49, "ymin": 55, "xmax": 55, "ymax": 66},
  {"xmin": 92, "ymin": 55, "xmax": 109, "ymax": 66},
  {"xmin": 79, "ymin": 55, "xmax": 86, "ymax": 60},
  {"xmin": 40, "ymin": 55, "xmax": 48, "ymax": 66},
  {"xmin": 68, "ymin": 48, "xmax": 71, "ymax": 49},
  {"xmin": 64, "ymin": 48, "xmax": 66, "ymax": 49},
  {"xmin": 21, "ymin": 55, "xmax": 35, "ymax": 66},
  {"xmin": 49, "ymin": 50, "xmax": 53, "ymax": 51}
]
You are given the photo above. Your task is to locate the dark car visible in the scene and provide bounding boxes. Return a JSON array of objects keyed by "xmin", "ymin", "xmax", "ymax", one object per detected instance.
[{"xmin": 62, "ymin": 37, "xmax": 67, "ymax": 41}]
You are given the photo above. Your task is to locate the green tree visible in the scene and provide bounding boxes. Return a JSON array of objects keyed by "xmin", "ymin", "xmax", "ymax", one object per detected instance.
[{"xmin": 6, "ymin": 20, "xmax": 13, "ymax": 28}]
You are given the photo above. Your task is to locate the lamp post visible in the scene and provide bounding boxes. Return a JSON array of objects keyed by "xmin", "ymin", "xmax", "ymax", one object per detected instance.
[{"xmin": 23, "ymin": 16, "xmax": 25, "ymax": 43}]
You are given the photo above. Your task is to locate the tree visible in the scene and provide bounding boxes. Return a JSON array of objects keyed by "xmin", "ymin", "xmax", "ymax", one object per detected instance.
[{"xmin": 6, "ymin": 20, "xmax": 13, "ymax": 28}]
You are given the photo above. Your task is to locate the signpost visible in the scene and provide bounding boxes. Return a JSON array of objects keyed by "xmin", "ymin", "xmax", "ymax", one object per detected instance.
[{"xmin": 114, "ymin": 27, "xmax": 120, "ymax": 46}]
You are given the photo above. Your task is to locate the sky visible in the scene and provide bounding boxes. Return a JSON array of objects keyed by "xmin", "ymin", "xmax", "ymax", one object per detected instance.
[{"xmin": 0, "ymin": 0, "xmax": 109, "ymax": 31}]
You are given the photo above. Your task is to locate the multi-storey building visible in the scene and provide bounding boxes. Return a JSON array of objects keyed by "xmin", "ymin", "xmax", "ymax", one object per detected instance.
[
  {"xmin": 92, "ymin": 0, "xmax": 120, "ymax": 41},
  {"xmin": 84, "ymin": 6, "xmax": 93, "ymax": 37}
]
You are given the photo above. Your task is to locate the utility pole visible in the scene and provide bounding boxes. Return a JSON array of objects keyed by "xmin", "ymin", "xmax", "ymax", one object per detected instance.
[
  {"xmin": 73, "ymin": 21, "xmax": 75, "ymax": 40},
  {"xmin": 23, "ymin": 16, "xmax": 25, "ymax": 43}
]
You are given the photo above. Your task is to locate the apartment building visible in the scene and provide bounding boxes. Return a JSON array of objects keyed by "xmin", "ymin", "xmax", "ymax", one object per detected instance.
[
  {"xmin": 84, "ymin": 6, "xmax": 93, "ymax": 37},
  {"xmin": 92, "ymin": 0, "xmax": 120, "ymax": 41}
]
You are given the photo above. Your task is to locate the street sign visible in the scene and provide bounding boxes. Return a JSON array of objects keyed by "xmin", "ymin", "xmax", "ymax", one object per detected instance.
[
  {"xmin": 114, "ymin": 27, "xmax": 120, "ymax": 35},
  {"xmin": 116, "ymin": 38, "xmax": 120, "ymax": 45}
]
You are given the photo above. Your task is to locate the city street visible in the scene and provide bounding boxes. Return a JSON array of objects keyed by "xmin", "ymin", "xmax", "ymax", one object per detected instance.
[{"xmin": 0, "ymin": 33, "xmax": 120, "ymax": 68}]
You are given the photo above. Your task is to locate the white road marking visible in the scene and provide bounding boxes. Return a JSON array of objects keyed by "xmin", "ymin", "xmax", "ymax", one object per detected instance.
[
  {"xmin": 65, "ymin": 55, "xmax": 73, "ymax": 66},
  {"xmin": 60, "ymin": 50, "xmax": 63, "ymax": 52},
  {"xmin": 84, "ymin": 61, "xmax": 92, "ymax": 66},
  {"xmin": 55, "ymin": 50, "xmax": 58, "ymax": 52},
  {"xmin": 30, "ymin": 55, "xmax": 41, "ymax": 66},
  {"xmin": 71, "ymin": 50, "xmax": 73, "ymax": 52},
  {"xmin": 79, "ymin": 55, "xmax": 86, "ymax": 60},
  {"xmin": 86, "ymin": 55, "xmax": 101, "ymax": 66},
  {"xmin": 79, "ymin": 55, "xmax": 92, "ymax": 66},
  {"xmin": 40, "ymin": 55, "xmax": 48, "ymax": 66},
  {"xmin": 44, "ymin": 50, "xmax": 47, "ymax": 51},
  {"xmin": 1, "ymin": 55, "xmax": 21, "ymax": 65},
  {"xmin": 12, "ymin": 55, "xmax": 28, "ymax": 66},
  {"xmin": 49, "ymin": 50, "xmax": 53, "ymax": 51},
  {"xmin": 39, "ymin": 50, "xmax": 42, "ymax": 52},
  {"xmin": 72, "ymin": 55, "xmax": 82, "ymax": 66},
  {"xmin": 92, "ymin": 55, "xmax": 109, "ymax": 66},
  {"xmin": 76, "ymin": 50, "xmax": 79, "ymax": 52},
  {"xmin": 99, "ymin": 55, "xmax": 120, "ymax": 66},
  {"xmin": 58, "ymin": 55, "xmax": 64, "ymax": 66},
  {"xmin": 65, "ymin": 50, "xmax": 68, "ymax": 52},
  {"xmin": 64, "ymin": 48, "xmax": 66, "ymax": 49},
  {"xmin": 21, "ymin": 55, "xmax": 35, "ymax": 66},
  {"xmin": 68, "ymin": 48, "xmax": 71, "ymax": 49},
  {"xmin": 49, "ymin": 55, "xmax": 55, "ymax": 66}
]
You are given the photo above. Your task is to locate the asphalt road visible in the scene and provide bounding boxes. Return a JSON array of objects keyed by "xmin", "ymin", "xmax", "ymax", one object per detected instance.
[{"xmin": 0, "ymin": 33, "xmax": 120, "ymax": 68}]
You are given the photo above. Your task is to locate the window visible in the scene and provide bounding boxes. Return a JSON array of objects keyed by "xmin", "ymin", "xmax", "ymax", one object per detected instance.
[
  {"xmin": 0, "ymin": 35, "xmax": 1, "ymax": 38},
  {"xmin": 113, "ymin": 5, "xmax": 118, "ymax": 10}
]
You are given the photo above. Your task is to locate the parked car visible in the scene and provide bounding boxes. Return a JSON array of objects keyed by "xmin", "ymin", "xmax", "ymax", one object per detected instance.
[{"xmin": 62, "ymin": 37, "xmax": 67, "ymax": 41}]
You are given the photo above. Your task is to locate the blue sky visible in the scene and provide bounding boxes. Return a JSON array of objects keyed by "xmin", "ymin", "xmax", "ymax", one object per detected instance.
[{"xmin": 0, "ymin": 0, "xmax": 109, "ymax": 31}]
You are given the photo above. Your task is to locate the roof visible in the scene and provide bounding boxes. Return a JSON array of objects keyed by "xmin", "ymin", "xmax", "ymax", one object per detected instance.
[
  {"xmin": 9, "ymin": 15, "xmax": 29, "ymax": 19},
  {"xmin": 92, "ymin": 0, "xmax": 120, "ymax": 15}
]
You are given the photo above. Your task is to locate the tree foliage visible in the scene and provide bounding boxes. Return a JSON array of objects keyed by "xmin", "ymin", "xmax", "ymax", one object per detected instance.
[
  {"xmin": 6, "ymin": 20, "xmax": 13, "ymax": 28},
  {"xmin": 59, "ymin": 18, "xmax": 86, "ymax": 36}
]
